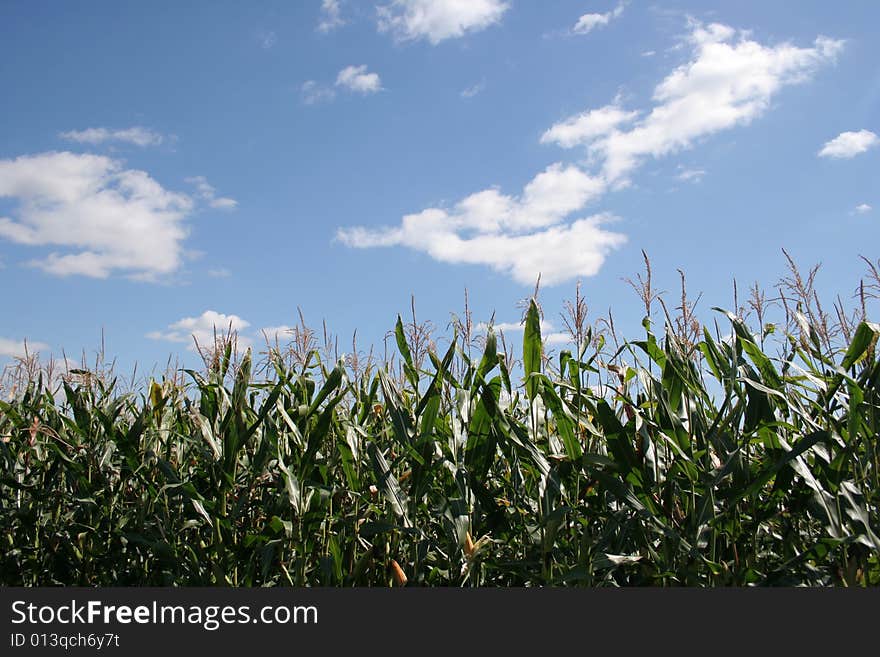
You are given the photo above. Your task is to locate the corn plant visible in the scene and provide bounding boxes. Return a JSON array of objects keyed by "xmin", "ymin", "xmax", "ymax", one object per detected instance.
[{"xmin": 2, "ymin": 264, "xmax": 879, "ymax": 586}]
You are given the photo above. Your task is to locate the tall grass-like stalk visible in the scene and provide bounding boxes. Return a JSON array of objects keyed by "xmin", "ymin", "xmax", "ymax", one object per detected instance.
[{"xmin": 1, "ymin": 256, "xmax": 878, "ymax": 586}]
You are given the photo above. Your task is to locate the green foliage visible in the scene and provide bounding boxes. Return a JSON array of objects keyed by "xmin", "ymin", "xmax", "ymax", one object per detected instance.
[{"xmin": 1, "ymin": 307, "xmax": 879, "ymax": 587}]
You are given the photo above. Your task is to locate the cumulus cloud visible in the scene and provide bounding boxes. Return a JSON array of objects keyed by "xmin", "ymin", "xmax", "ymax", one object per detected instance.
[
  {"xmin": 0, "ymin": 151, "xmax": 193, "ymax": 279},
  {"xmin": 818, "ymin": 130, "xmax": 879, "ymax": 159},
  {"xmin": 540, "ymin": 105, "xmax": 639, "ymax": 149},
  {"xmin": 339, "ymin": 20, "xmax": 842, "ymax": 286},
  {"xmin": 59, "ymin": 127, "xmax": 165, "ymax": 147},
  {"xmin": 336, "ymin": 65, "xmax": 382, "ymax": 94},
  {"xmin": 855, "ymin": 203, "xmax": 872, "ymax": 214},
  {"xmin": 572, "ymin": 2, "xmax": 626, "ymax": 35},
  {"xmin": 0, "ymin": 337, "xmax": 50, "ymax": 358},
  {"xmin": 185, "ymin": 175, "xmax": 238, "ymax": 210},
  {"xmin": 337, "ymin": 163, "xmax": 625, "ymax": 285},
  {"xmin": 377, "ymin": 0, "xmax": 508, "ymax": 45},
  {"xmin": 543, "ymin": 22, "xmax": 844, "ymax": 182},
  {"xmin": 148, "ymin": 313, "xmax": 304, "ymax": 353},
  {"xmin": 317, "ymin": 0, "xmax": 345, "ymax": 32},
  {"xmin": 147, "ymin": 310, "xmax": 253, "ymax": 351}
]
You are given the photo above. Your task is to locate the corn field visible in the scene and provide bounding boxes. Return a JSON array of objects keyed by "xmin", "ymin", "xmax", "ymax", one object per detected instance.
[{"xmin": 2, "ymin": 257, "xmax": 879, "ymax": 586}]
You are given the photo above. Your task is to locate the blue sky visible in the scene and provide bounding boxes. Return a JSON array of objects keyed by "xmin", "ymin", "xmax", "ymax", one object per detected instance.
[{"xmin": 1, "ymin": 0, "xmax": 878, "ymax": 376}]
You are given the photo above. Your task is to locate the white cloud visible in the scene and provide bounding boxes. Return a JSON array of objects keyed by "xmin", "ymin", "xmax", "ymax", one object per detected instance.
[
  {"xmin": 476, "ymin": 319, "xmax": 572, "ymax": 345},
  {"xmin": 300, "ymin": 80, "xmax": 337, "ymax": 105},
  {"xmin": 147, "ymin": 310, "xmax": 252, "ymax": 351},
  {"xmin": 544, "ymin": 22, "xmax": 844, "ymax": 182},
  {"xmin": 482, "ymin": 321, "xmax": 522, "ymax": 333},
  {"xmin": 544, "ymin": 331, "xmax": 573, "ymax": 345},
  {"xmin": 0, "ymin": 151, "xmax": 193, "ymax": 279},
  {"xmin": 818, "ymin": 130, "xmax": 879, "ymax": 159},
  {"xmin": 148, "ymin": 312, "xmax": 302, "ymax": 353},
  {"xmin": 338, "ymin": 20, "xmax": 841, "ymax": 286},
  {"xmin": 676, "ymin": 167, "xmax": 706, "ymax": 183},
  {"xmin": 260, "ymin": 325, "xmax": 295, "ymax": 343},
  {"xmin": 184, "ymin": 176, "xmax": 238, "ymax": 210},
  {"xmin": 318, "ymin": 0, "xmax": 346, "ymax": 32},
  {"xmin": 0, "ymin": 337, "xmax": 50, "ymax": 358},
  {"xmin": 304, "ymin": 65, "xmax": 382, "ymax": 103},
  {"xmin": 337, "ymin": 163, "xmax": 625, "ymax": 285},
  {"xmin": 210, "ymin": 197, "xmax": 238, "ymax": 209},
  {"xmin": 377, "ymin": 0, "xmax": 508, "ymax": 45},
  {"xmin": 256, "ymin": 30, "xmax": 277, "ymax": 49},
  {"xmin": 477, "ymin": 319, "xmax": 549, "ymax": 334},
  {"xmin": 59, "ymin": 127, "xmax": 164, "ymax": 147},
  {"xmin": 186, "ymin": 176, "xmax": 215, "ymax": 198},
  {"xmin": 336, "ymin": 65, "xmax": 382, "ymax": 94},
  {"xmin": 461, "ymin": 81, "xmax": 485, "ymax": 98},
  {"xmin": 855, "ymin": 203, "xmax": 872, "ymax": 214},
  {"xmin": 540, "ymin": 105, "xmax": 638, "ymax": 149},
  {"xmin": 572, "ymin": 2, "xmax": 626, "ymax": 35},
  {"xmin": 207, "ymin": 268, "xmax": 231, "ymax": 278}
]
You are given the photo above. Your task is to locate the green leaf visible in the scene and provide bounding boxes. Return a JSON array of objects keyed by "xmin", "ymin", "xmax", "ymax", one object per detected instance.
[
  {"xmin": 539, "ymin": 376, "xmax": 582, "ymax": 460},
  {"xmin": 841, "ymin": 321, "xmax": 879, "ymax": 370},
  {"xmin": 719, "ymin": 309, "xmax": 783, "ymax": 390},
  {"xmin": 395, "ymin": 314, "xmax": 414, "ymax": 369},
  {"xmin": 476, "ymin": 328, "xmax": 498, "ymax": 381},
  {"xmin": 523, "ymin": 299, "xmax": 542, "ymax": 402},
  {"xmin": 367, "ymin": 441, "xmax": 410, "ymax": 527}
]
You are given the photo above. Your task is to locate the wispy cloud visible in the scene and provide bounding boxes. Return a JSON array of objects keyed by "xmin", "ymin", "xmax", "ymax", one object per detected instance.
[
  {"xmin": 185, "ymin": 176, "xmax": 237, "ymax": 210},
  {"xmin": 460, "ymin": 81, "xmax": 485, "ymax": 98},
  {"xmin": 377, "ymin": 0, "xmax": 508, "ymax": 45},
  {"xmin": 543, "ymin": 22, "xmax": 844, "ymax": 182},
  {"xmin": 855, "ymin": 203, "xmax": 872, "ymax": 214},
  {"xmin": 147, "ymin": 310, "xmax": 252, "ymax": 351},
  {"xmin": 572, "ymin": 2, "xmax": 626, "ymax": 36},
  {"xmin": 256, "ymin": 29, "xmax": 277, "ymax": 49},
  {"xmin": 335, "ymin": 65, "xmax": 382, "ymax": 94},
  {"xmin": 0, "ymin": 151, "xmax": 193, "ymax": 279},
  {"xmin": 302, "ymin": 66, "xmax": 382, "ymax": 104},
  {"xmin": 59, "ymin": 126, "xmax": 165, "ymax": 147},
  {"xmin": 676, "ymin": 167, "xmax": 706, "ymax": 183},
  {"xmin": 818, "ymin": 130, "xmax": 879, "ymax": 159},
  {"xmin": 317, "ymin": 0, "xmax": 346, "ymax": 33},
  {"xmin": 300, "ymin": 80, "xmax": 336, "ymax": 105},
  {"xmin": 207, "ymin": 268, "xmax": 231, "ymax": 278},
  {"xmin": 210, "ymin": 198, "xmax": 238, "ymax": 210}
]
